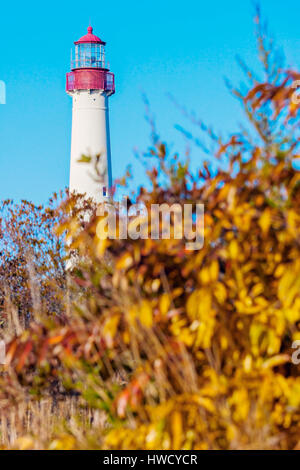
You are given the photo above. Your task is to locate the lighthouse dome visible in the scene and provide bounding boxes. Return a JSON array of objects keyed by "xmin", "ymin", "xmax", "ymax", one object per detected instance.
[{"xmin": 75, "ymin": 26, "xmax": 106, "ymax": 45}]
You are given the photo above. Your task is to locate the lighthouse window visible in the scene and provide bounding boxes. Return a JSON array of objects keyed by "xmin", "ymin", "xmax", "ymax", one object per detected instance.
[
  {"xmin": 74, "ymin": 43, "xmax": 105, "ymax": 69},
  {"xmin": 91, "ymin": 45, "xmax": 97, "ymax": 65}
]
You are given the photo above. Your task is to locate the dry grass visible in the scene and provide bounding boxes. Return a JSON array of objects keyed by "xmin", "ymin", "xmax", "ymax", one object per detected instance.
[
  {"xmin": 0, "ymin": 272, "xmax": 101, "ymax": 449},
  {"xmin": 0, "ymin": 397, "xmax": 106, "ymax": 449}
]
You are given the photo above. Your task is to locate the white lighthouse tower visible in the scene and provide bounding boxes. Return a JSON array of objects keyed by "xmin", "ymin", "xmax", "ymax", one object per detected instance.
[{"xmin": 66, "ymin": 26, "xmax": 115, "ymax": 201}]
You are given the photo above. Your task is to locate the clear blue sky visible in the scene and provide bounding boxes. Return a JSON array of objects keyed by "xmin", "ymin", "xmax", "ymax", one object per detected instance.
[{"xmin": 0, "ymin": 0, "xmax": 299, "ymax": 203}]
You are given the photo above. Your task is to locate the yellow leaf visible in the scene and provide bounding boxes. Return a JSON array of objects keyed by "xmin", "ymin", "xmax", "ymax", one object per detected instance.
[
  {"xmin": 209, "ymin": 260, "xmax": 219, "ymax": 281},
  {"xmin": 159, "ymin": 293, "xmax": 171, "ymax": 315},
  {"xmin": 96, "ymin": 237, "xmax": 108, "ymax": 257},
  {"xmin": 171, "ymin": 411, "xmax": 182, "ymax": 450},
  {"xmin": 15, "ymin": 437, "xmax": 34, "ymax": 450},
  {"xmin": 243, "ymin": 354, "xmax": 252, "ymax": 372},
  {"xmin": 186, "ymin": 291, "xmax": 199, "ymax": 319},
  {"xmin": 259, "ymin": 209, "xmax": 272, "ymax": 234},
  {"xmin": 193, "ymin": 395, "xmax": 216, "ymax": 413},
  {"xmin": 199, "ymin": 266, "xmax": 210, "ymax": 284},
  {"xmin": 214, "ymin": 282, "xmax": 227, "ymax": 304},
  {"xmin": 228, "ymin": 239, "xmax": 239, "ymax": 260},
  {"xmin": 103, "ymin": 315, "xmax": 120, "ymax": 346},
  {"xmin": 140, "ymin": 300, "xmax": 153, "ymax": 327},
  {"xmin": 49, "ymin": 435, "xmax": 76, "ymax": 450},
  {"xmin": 274, "ymin": 264, "xmax": 285, "ymax": 278},
  {"xmin": 116, "ymin": 253, "xmax": 133, "ymax": 270}
]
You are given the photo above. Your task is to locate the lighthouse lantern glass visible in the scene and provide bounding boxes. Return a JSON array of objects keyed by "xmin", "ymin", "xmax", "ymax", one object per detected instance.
[{"xmin": 73, "ymin": 43, "xmax": 105, "ymax": 69}]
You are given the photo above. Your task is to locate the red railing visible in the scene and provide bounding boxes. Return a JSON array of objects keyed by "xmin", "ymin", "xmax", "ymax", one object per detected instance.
[{"xmin": 66, "ymin": 69, "xmax": 115, "ymax": 94}]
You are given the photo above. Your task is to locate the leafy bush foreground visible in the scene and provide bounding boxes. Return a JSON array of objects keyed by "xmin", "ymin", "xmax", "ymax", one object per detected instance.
[{"xmin": 0, "ymin": 18, "xmax": 300, "ymax": 449}]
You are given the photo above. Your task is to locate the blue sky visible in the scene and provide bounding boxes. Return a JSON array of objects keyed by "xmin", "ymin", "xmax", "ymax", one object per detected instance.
[{"xmin": 0, "ymin": 0, "xmax": 299, "ymax": 203}]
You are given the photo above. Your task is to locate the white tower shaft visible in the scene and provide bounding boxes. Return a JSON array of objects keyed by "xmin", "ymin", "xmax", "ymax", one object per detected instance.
[{"xmin": 69, "ymin": 90, "xmax": 112, "ymax": 202}]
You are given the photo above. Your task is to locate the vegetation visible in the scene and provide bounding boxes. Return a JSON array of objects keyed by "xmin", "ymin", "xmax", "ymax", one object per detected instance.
[{"xmin": 0, "ymin": 13, "xmax": 300, "ymax": 450}]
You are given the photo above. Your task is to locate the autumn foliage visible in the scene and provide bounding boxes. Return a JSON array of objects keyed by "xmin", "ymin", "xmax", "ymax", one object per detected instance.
[{"xmin": 1, "ymin": 15, "xmax": 300, "ymax": 449}]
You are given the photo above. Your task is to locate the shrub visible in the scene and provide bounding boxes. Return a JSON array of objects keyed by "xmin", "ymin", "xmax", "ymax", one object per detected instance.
[{"xmin": 1, "ymin": 14, "xmax": 300, "ymax": 450}]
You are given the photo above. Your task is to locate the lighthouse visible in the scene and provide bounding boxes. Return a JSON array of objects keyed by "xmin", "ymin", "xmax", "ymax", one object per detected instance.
[{"xmin": 66, "ymin": 26, "xmax": 115, "ymax": 201}]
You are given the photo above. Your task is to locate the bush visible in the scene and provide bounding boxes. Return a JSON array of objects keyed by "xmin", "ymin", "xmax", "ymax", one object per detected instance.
[{"xmin": 1, "ymin": 14, "xmax": 300, "ymax": 450}]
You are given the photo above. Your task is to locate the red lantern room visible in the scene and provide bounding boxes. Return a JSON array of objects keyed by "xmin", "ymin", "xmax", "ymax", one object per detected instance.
[{"xmin": 66, "ymin": 26, "xmax": 115, "ymax": 95}]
